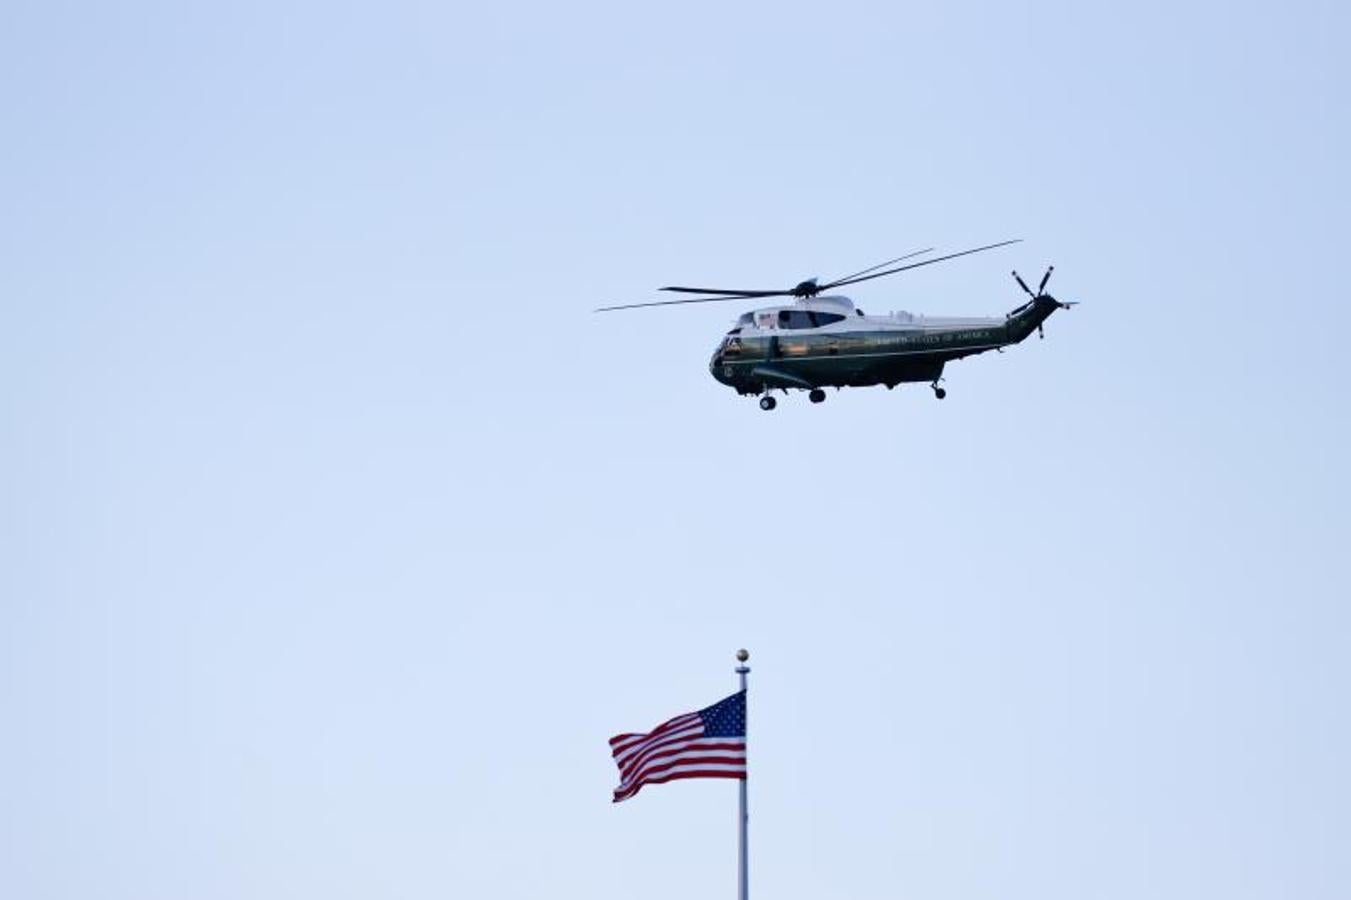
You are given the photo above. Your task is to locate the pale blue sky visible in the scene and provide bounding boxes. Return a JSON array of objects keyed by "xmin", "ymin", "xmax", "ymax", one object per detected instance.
[{"xmin": 2, "ymin": 2, "xmax": 1348, "ymax": 899}]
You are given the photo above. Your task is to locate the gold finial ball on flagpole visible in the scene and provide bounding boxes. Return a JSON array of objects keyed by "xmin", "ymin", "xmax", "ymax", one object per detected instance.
[{"xmin": 736, "ymin": 648, "xmax": 750, "ymax": 662}]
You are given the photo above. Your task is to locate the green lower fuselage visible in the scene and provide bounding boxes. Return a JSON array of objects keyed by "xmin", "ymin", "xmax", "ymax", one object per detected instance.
[{"xmin": 709, "ymin": 295, "xmax": 1062, "ymax": 394}]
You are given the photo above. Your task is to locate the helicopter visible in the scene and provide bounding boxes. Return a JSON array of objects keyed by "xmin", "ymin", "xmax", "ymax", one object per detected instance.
[{"xmin": 597, "ymin": 240, "xmax": 1075, "ymax": 410}]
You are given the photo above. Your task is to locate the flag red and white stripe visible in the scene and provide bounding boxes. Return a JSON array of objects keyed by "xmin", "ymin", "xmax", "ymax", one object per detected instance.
[{"xmin": 609, "ymin": 693, "xmax": 747, "ymax": 803}]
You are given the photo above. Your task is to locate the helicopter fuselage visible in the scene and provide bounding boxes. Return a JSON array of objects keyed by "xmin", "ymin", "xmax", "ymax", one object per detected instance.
[{"xmin": 709, "ymin": 294, "xmax": 1062, "ymax": 396}]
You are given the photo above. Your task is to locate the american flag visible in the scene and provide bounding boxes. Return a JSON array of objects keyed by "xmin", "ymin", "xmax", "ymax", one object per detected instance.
[{"xmin": 609, "ymin": 690, "xmax": 746, "ymax": 803}]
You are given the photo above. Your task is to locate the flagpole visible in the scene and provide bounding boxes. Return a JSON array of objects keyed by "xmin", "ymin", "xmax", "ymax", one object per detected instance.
[{"xmin": 735, "ymin": 648, "xmax": 750, "ymax": 900}]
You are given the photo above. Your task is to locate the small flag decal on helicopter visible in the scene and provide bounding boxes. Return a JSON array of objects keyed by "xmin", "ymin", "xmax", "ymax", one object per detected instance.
[{"xmin": 609, "ymin": 690, "xmax": 746, "ymax": 802}]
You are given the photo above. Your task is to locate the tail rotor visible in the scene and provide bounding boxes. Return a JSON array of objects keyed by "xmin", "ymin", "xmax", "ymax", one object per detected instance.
[
  {"xmin": 1012, "ymin": 265, "xmax": 1055, "ymax": 298},
  {"xmin": 1011, "ymin": 265, "xmax": 1075, "ymax": 308}
]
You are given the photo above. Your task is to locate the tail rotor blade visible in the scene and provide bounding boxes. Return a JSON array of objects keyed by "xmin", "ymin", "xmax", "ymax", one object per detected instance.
[
  {"xmin": 1038, "ymin": 265, "xmax": 1055, "ymax": 294},
  {"xmin": 1012, "ymin": 270, "xmax": 1035, "ymax": 298}
]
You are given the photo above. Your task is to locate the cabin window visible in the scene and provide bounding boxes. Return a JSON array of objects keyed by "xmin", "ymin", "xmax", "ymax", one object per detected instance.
[{"xmin": 777, "ymin": 310, "xmax": 845, "ymax": 329}]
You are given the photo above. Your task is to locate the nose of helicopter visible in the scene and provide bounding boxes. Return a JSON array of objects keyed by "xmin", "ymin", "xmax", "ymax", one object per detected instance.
[
  {"xmin": 709, "ymin": 350, "xmax": 732, "ymax": 385},
  {"xmin": 712, "ymin": 338, "xmax": 749, "ymax": 385}
]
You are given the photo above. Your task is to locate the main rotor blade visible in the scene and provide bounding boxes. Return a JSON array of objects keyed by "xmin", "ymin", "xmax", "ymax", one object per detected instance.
[
  {"xmin": 595, "ymin": 293, "xmax": 782, "ymax": 312},
  {"xmin": 598, "ymin": 239, "xmax": 1020, "ymax": 311},
  {"xmin": 825, "ymin": 239, "xmax": 1022, "ymax": 290},
  {"xmin": 822, "ymin": 246, "xmax": 934, "ymax": 288},
  {"xmin": 658, "ymin": 286, "xmax": 785, "ymax": 297},
  {"xmin": 657, "ymin": 248, "xmax": 934, "ymax": 300}
]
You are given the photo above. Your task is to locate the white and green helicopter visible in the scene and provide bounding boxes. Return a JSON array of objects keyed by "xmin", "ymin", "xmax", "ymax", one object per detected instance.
[{"xmin": 598, "ymin": 240, "xmax": 1075, "ymax": 410}]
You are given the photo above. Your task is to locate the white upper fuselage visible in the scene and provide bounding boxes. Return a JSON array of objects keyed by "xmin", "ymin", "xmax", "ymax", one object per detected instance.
[{"xmin": 729, "ymin": 295, "xmax": 1004, "ymax": 335}]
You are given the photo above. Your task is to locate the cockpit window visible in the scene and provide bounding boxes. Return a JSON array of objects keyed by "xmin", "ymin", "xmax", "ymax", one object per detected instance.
[{"xmin": 737, "ymin": 312, "xmax": 754, "ymax": 327}]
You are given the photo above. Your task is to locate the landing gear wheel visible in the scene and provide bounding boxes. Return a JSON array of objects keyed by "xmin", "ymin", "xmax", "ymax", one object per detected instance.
[
  {"xmin": 759, "ymin": 396, "xmax": 777, "ymax": 411},
  {"xmin": 932, "ymin": 384, "xmax": 947, "ymax": 400},
  {"xmin": 808, "ymin": 389, "xmax": 826, "ymax": 404}
]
